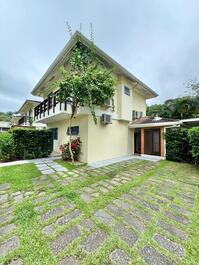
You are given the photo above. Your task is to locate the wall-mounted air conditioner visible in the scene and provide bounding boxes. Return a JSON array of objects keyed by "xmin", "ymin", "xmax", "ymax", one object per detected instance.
[
  {"xmin": 101, "ymin": 114, "xmax": 112, "ymax": 124},
  {"xmin": 132, "ymin": 110, "xmax": 143, "ymax": 120}
]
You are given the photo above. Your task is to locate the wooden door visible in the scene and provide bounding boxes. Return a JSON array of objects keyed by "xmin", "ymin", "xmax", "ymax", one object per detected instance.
[{"xmin": 144, "ymin": 128, "xmax": 160, "ymax": 156}]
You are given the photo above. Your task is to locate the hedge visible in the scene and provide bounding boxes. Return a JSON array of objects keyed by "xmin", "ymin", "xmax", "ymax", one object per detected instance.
[
  {"xmin": 0, "ymin": 133, "xmax": 15, "ymax": 161},
  {"xmin": 12, "ymin": 129, "xmax": 53, "ymax": 159},
  {"xmin": 165, "ymin": 127, "xmax": 199, "ymax": 164},
  {"xmin": 188, "ymin": 127, "xmax": 199, "ymax": 164}
]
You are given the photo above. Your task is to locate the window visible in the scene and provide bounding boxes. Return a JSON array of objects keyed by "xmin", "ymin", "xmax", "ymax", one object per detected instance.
[
  {"xmin": 51, "ymin": 128, "xmax": 58, "ymax": 140},
  {"xmin": 124, "ymin": 86, "xmax": 130, "ymax": 96},
  {"xmin": 67, "ymin": 126, "xmax": 79, "ymax": 135}
]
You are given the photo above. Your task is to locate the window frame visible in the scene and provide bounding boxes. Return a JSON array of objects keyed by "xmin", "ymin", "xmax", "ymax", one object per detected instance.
[{"xmin": 124, "ymin": 86, "xmax": 130, "ymax": 96}]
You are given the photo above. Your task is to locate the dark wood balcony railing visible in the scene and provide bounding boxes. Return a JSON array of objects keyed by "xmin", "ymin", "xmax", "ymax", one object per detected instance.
[{"xmin": 34, "ymin": 90, "xmax": 68, "ymax": 120}]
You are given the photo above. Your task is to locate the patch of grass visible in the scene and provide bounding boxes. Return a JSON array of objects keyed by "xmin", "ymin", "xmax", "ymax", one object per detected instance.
[
  {"xmin": 0, "ymin": 163, "xmax": 40, "ymax": 191},
  {"xmin": 1, "ymin": 160, "xmax": 199, "ymax": 264},
  {"xmin": 54, "ymin": 159, "xmax": 86, "ymax": 170}
]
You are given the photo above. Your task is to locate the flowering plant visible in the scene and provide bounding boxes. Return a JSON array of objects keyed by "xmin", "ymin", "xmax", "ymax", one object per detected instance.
[{"xmin": 60, "ymin": 137, "xmax": 82, "ymax": 161}]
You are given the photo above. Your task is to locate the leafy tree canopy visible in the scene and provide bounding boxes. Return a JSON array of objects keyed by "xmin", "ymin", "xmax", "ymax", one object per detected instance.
[
  {"xmin": 147, "ymin": 79, "xmax": 199, "ymax": 119},
  {"xmin": 57, "ymin": 42, "xmax": 116, "ymax": 123}
]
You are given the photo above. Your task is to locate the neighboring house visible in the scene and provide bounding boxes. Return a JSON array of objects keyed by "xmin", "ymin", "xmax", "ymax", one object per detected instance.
[
  {"xmin": 0, "ymin": 121, "xmax": 11, "ymax": 132},
  {"xmin": 27, "ymin": 31, "xmax": 198, "ymax": 163},
  {"xmin": 11, "ymin": 100, "xmax": 46, "ymax": 129}
]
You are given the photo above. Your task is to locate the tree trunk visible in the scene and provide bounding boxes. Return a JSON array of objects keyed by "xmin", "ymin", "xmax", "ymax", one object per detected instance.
[{"xmin": 68, "ymin": 115, "xmax": 75, "ymax": 165}]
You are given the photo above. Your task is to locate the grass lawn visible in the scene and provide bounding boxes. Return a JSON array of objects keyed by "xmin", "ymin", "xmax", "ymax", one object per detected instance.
[
  {"xmin": 54, "ymin": 159, "xmax": 86, "ymax": 170},
  {"xmin": 0, "ymin": 160, "xmax": 198, "ymax": 265}
]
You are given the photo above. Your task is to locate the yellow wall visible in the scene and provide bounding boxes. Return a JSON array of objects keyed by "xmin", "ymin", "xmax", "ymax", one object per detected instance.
[
  {"xmin": 48, "ymin": 115, "xmax": 88, "ymax": 162},
  {"xmin": 87, "ymin": 116, "xmax": 134, "ymax": 163},
  {"xmin": 117, "ymin": 77, "xmax": 147, "ymax": 121}
]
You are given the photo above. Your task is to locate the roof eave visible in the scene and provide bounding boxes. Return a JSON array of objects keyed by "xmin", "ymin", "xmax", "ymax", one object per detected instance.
[{"xmin": 31, "ymin": 31, "xmax": 158, "ymax": 98}]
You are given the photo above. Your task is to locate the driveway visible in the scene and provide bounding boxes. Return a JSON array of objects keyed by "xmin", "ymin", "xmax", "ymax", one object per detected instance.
[{"xmin": 0, "ymin": 159, "xmax": 198, "ymax": 265}]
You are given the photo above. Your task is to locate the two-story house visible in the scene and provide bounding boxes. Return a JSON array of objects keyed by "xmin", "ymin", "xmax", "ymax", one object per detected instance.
[
  {"xmin": 30, "ymin": 31, "xmax": 159, "ymax": 163},
  {"xmin": 11, "ymin": 100, "xmax": 46, "ymax": 129}
]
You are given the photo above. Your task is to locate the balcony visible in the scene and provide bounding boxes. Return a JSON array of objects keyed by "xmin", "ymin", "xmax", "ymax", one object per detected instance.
[{"xmin": 34, "ymin": 90, "xmax": 70, "ymax": 123}]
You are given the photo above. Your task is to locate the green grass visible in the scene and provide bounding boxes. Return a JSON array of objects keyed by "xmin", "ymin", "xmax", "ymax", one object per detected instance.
[
  {"xmin": 54, "ymin": 159, "xmax": 86, "ymax": 170},
  {"xmin": 0, "ymin": 160, "xmax": 199, "ymax": 264},
  {"xmin": 0, "ymin": 163, "xmax": 40, "ymax": 191}
]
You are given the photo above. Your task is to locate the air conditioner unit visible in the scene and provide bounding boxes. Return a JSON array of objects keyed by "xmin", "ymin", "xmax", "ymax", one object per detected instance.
[
  {"xmin": 101, "ymin": 114, "xmax": 112, "ymax": 124},
  {"xmin": 104, "ymin": 99, "xmax": 112, "ymax": 108},
  {"xmin": 132, "ymin": 110, "xmax": 136, "ymax": 120}
]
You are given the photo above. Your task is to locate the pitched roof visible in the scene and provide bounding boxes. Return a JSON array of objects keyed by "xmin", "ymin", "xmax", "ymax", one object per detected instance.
[
  {"xmin": 17, "ymin": 100, "xmax": 41, "ymax": 114},
  {"xmin": 31, "ymin": 31, "xmax": 158, "ymax": 99},
  {"xmin": 133, "ymin": 116, "xmax": 179, "ymax": 124}
]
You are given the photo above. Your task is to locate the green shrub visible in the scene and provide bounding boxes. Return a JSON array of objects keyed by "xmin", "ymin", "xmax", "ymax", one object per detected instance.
[
  {"xmin": 0, "ymin": 133, "xmax": 15, "ymax": 161},
  {"xmin": 165, "ymin": 128, "xmax": 192, "ymax": 163},
  {"xmin": 12, "ymin": 129, "xmax": 53, "ymax": 159},
  {"xmin": 60, "ymin": 138, "xmax": 82, "ymax": 161},
  {"xmin": 188, "ymin": 127, "xmax": 199, "ymax": 164}
]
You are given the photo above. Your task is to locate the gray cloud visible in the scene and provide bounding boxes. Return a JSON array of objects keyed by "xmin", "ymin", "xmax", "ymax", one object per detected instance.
[{"xmin": 0, "ymin": 0, "xmax": 199, "ymax": 111}]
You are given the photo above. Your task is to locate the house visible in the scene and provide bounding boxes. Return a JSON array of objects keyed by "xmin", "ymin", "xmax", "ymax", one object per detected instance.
[
  {"xmin": 28, "ymin": 31, "xmax": 199, "ymax": 163},
  {"xmin": 11, "ymin": 100, "xmax": 46, "ymax": 129},
  {"xmin": 31, "ymin": 31, "xmax": 158, "ymax": 163},
  {"xmin": 0, "ymin": 121, "xmax": 11, "ymax": 132}
]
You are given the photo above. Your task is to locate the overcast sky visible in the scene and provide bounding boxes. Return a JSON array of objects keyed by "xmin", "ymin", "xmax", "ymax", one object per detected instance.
[{"xmin": 0, "ymin": 0, "xmax": 199, "ymax": 112}]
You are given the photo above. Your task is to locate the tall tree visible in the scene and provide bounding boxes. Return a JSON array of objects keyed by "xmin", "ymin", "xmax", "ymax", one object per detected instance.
[{"xmin": 56, "ymin": 42, "xmax": 115, "ymax": 163}]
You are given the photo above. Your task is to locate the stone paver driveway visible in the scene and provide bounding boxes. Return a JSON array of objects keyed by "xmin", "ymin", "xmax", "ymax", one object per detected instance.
[{"xmin": 0, "ymin": 159, "xmax": 198, "ymax": 265}]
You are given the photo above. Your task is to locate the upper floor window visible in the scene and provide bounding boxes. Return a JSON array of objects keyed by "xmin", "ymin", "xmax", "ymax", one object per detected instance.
[{"xmin": 124, "ymin": 86, "xmax": 130, "ymax": 96}]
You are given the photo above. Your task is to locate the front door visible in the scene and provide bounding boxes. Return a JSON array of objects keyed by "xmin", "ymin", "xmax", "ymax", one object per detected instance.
[
  {"xmin": 134, "ymin": 131, "xmax": 141, "ymax": 154},
  {"xmin": 144, "ymin": 128, "xmax": 160, "ymax": 156}
]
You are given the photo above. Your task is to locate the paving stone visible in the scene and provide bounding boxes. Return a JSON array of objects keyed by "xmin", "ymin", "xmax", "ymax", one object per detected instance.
[
  {"xmin": 41, "ymin": 169, "xmax": 55, "ymax": 174},
  {"xmin": 41, "ymin": 207, "xmax": 64, "ymax": 222},
  {"xmin": 0, "ymin": 236, "xmax": 20, "ymax": 256},
  {"xmin": 158, "ymin": 219, "xmax": 188, "ymax": 240},
  {"xmin": 113, "ymin": 199, "xmax": 132, "ymax": 211},
  {"xmin": 13, "ymin": 194, "xmax": 24, "ymax": 203},
  {"xmin": 94, "ymin": 209, "xmax": 115, "ymax": 225},
  {"xmin": 141, "ymin": 246, "xmax": 176, "ymax": 265},
  {"xmin": 115, "ymin": 224, "xmax": 138, "ymax": 247},
  {"xmin": 79, "ymin": 218, "xmax": 95, "ymax": 230},
  {"xmin": 170, "ymin": 204, "xmax": 192, "ymax": 217},
  {"xmin": 0, "ymin": 213, "xmax": 14, "ymax": 224},
  {"xmin": 0, "ymin": 206, "xmax": 13, "ymax": 215},
  {"xmin": 123, "ymin": 213, "xmax": 146, "ymax": 232},
  {"xmin": 107, "ymin": 204, "xmax": 126, "ymax": 217},
  {"xmin": 48, "ymin": 197, "xmax": 65, "ymax": 206},
  {"xmin": 80, "ymin": 193, "xmax": 93, "ymax": 203},
  {"xmin": 0, "ymin": 193, "xmax": 8, "ymax": 204},
  {"xmin": 165, "ymin": 211, "xmax": 190, "ymax": 225},
  {"xmin": 154, "ymin": 234, "xmax": 184, "ymax": 257},
  {"xmin": 42, "ymin": 224, "xmax": 55, "ymax": 235},
  {"xmin": 81, "ymin": 229, "xmax": 107, "ymax": 253},
  {"xmin": 59, "ymin": 256, "xmax": 79, "ymax": 265},
  {"xmin": 33, "ymin": 194, "xmax": 52, "ymax": 204},
  {"xmin": 56, "ymin": 209, "xmax": 82, "ymax": 226},
  {"xmin": 110, "ymin": 248, "xmax": 131, "ymax": 265},
  {"xmin": 51, "ymin": 226, "xmax": 81, "ymax": 255},
  {"xmin": 0, "ymin": 223, "xmax": 16, "ymax": 236},
  {"xmin": 0, "ymin": 183, "xmax": 10, "ymax": 191},
  {"xmin": 131, "ymin": 207, "xmax": 151, "ymax": 222},
  {"xmin": 7, "ymin": 259, "xmax": 23, "ymax": 265}
]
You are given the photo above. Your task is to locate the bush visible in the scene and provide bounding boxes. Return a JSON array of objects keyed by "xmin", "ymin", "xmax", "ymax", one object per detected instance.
[
  {"xmin": 60, "ymin": 138, "xmax": 82, "ymax": 161},
  {"xmin": 188, "ymin": 127, "xmax": 199, "ymax": 164},
  {"xmin": 12, "ymin": 129, "xmax": 53, "ymax": 159},
  {"xmin": 165, "ymin": 128, "xmax": 192, "ymax": 163},
  {"xmin": 0, "ymin": 133, "xmax": 15, "ymax": 161}
]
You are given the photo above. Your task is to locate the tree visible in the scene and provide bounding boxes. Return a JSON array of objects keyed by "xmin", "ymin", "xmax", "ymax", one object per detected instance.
[
  {"xmin": 184, "ymin": 78, "xmax": 199, "ymax": 97},
  {"xmin": 55, "ymin": 42, "xmax": 115, "ymax": 163}
]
